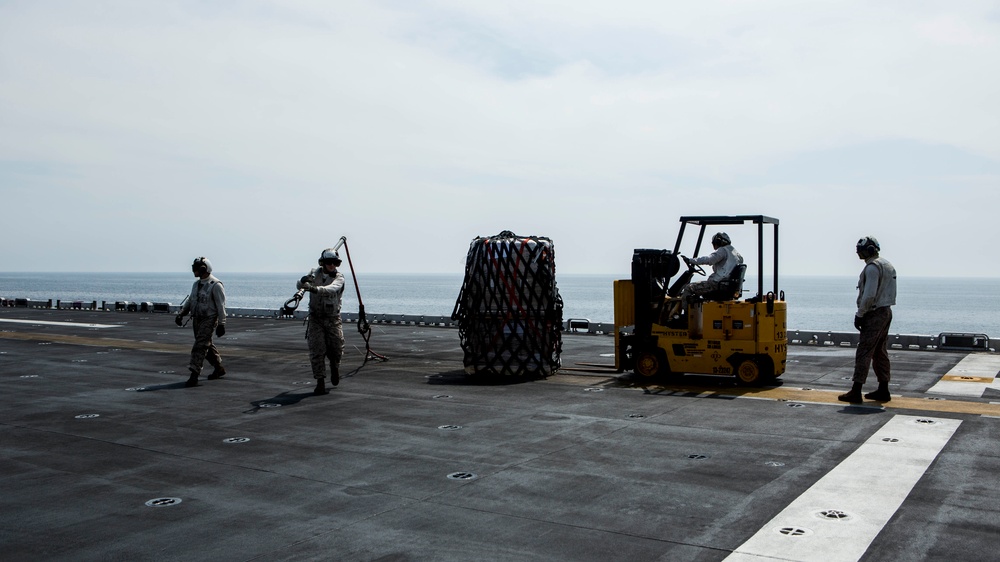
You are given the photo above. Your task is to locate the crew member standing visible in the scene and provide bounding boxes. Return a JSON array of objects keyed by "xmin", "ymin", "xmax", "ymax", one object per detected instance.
[
  {"xmin": 839, "ymin": 236, "xmax": 897, "ymax": 403},
  {"xmin": 298, "ymin": 248, "xmax": 346, "ymax": 396},
  {"xmin": 176, "ymin": 257, "xmax": 227, "ymax": 387}
]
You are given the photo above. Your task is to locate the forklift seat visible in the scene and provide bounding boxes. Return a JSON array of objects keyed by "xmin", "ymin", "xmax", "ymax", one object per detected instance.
[{"xmin": 704, "ymin": 264, "xmax": 746, "ymax": 302}]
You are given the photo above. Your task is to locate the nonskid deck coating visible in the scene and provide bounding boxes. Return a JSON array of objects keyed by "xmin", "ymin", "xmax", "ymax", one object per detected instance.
[{"xmin": 1, "ymin": 307, "xmax": 998, "ymax": 561}]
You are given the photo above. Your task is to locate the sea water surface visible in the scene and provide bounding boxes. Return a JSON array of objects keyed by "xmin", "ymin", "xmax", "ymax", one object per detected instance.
[{"xmin": 1, "ymin": 273, "xmax": 998, "ymax": 337}]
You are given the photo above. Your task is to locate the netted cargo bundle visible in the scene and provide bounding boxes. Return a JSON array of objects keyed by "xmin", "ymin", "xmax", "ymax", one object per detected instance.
[{"xmin": 452, "ymin": 230, "xmax": 563, "ymax": 377}]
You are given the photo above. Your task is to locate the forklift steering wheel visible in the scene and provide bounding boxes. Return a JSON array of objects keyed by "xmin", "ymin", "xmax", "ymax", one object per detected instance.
[{"xmin": 684, "ymin": 257, "xmax": 706, "ymax": 276}]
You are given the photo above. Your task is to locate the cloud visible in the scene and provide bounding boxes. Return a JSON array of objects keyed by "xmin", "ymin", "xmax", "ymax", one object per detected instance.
[{"xmin": 1, "ymin": 0, "xmax": 998, "ymax": 276}]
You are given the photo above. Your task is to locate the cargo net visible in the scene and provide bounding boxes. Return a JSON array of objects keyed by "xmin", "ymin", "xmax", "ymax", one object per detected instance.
[{"xmin": 452, "ymin": 231, "xmax": 563, "ymax": 377}]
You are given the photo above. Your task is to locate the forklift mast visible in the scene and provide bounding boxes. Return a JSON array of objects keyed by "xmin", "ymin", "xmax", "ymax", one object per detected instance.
[{"xmin": 630, "ymin": 249, "xmax": 680, "ymax": 339}]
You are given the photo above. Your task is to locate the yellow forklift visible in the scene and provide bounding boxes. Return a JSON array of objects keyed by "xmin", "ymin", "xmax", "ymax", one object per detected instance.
[{"xmin": 614, "ymin": 215, "xmax": 786, "ymax": 385}]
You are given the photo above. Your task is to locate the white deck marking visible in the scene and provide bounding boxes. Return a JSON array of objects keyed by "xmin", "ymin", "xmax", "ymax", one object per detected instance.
[
  {"xmin": 724, "ymin": 414, "xmax": 961, "ymax": 562},
  {"xmin": 0, "ymin": 318, "xmax": 122, "ymax": 329},
  {"xmin": 927, "ymin": 353, "xmax": 1000, "ymax": 397}
]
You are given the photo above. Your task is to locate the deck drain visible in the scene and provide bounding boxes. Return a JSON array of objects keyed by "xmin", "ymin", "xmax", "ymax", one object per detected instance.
[
  {"xmin": 72, "ymin": 359, "xmax": 88, "ymax": 363},
  {"xmin": 775, "ymin": 526, "xmax": 812, "ymax": 537},
  {"xmin": 75, "ymin": 414, "xmax": 100, "ymax": 419},
  {"xmin": 223, "ymin": 437, "xmax": 251, "ymax": 444},
  {"xmin": 433, "ymin": 394, "xmax": 451, "ymax": 399},
  {"xmin": 687, "ymin": 454, "xmax": 708, "ymax": 460},
  {"xmin": 292, "ymin": 381, "xmax": 313, "ymax": 385},
  {"xmin": 764, "ymin": 461, "xmax": 785, "ymax": 467},
  {"xmin": 447, "ymin": 472, "xmax": 477, "ymax": 480},
  {"xmin": 20, "ymin": 375, "xmax": 39, "ymax": 378},
  {"xmin": 125, "ymin": 387, "xmax": 147, "ymax": 391},
  {"xmin": 915, "ymin": 418, "xmax": 938, "ymax": 425},
  {"xmin": 438, "ymin": 425, "xmax": 463, "ymax": 431},
  {"xmin": 959, "ymin": 376, "xmax": 975, "ymax": 380},
  {"xmin": 156, "ymin": 332, "xmax": 169, "ymax": 335},
  {"xmin": 258, "ymin": 403, "xmax": 281, "ymax": 408},
  {"xmin": 627, "ymin": 413, "xmax": 645, "ymax": 419},
  {"xmin": 787, "ymin": 403, "xmax": 805, "ymax": 408},
  {"xmin": 158, "ymin": 370, "xmax": 175, "ymax": 374},
  {"xmin": 925, "ymin": 397, "xmax": 943, "ymax": 401},
  {"xmin": 145, "ymin": 497, "xmax": 182, "ymax": 507},
  {"xmin": 38, "ymin": 342, "xmax": 51, "ymax": 345},
  {"xmin": 882, "ymin": 437, "xmax": 900, "ymax": 443},
  {"xmin": 817, "ymin": 509, "xmax": 852, "ymax": 520},
  {"xmin": 584, "ymin": 387, "xmax": 604, "ymax": 392}
]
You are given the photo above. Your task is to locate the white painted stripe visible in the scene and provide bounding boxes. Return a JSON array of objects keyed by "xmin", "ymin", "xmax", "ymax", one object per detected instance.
[
  {"xmin": 0, "ymin": 318, "xmax": 121, "ymax": 329},
  {"xmin": 724, "ymin": 415, "xmax": 961, "ymax": 562},
  {"xmin": 927, "ymin": 353, "xmax": 1000, "ymax": 397}
]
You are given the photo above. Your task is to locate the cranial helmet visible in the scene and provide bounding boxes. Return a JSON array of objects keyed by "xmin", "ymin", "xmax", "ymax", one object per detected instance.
[
  {"xmin": 192, "ymin": 257, "xmax": 212, "ymax": 274},
  {"xmin": 712, "ymin": 232, "xmax": 731, "ymax": 247},
  {"xmin": 857, "ymin": 236, "xmax": 880, "ymax": 258},
  {"xmin": 318, "ymin": 248, "xmax": 342, "ymax": 266}
]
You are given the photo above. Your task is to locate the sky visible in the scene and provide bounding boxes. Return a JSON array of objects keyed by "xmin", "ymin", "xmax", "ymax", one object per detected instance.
[{"xmin": 2, "ymin": 0, "xmax": 999, "ymax": 277}]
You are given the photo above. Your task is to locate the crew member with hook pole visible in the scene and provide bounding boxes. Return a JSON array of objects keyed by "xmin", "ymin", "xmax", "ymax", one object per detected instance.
[
  {"xmin": 283, "ymin": 237, "xmax": 387, "ymax": 370},
  {"xmin": 297, "ymin": 246, "xmax": 347, "ymax": 395}
]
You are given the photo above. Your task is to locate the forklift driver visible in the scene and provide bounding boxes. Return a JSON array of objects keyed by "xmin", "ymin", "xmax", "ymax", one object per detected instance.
[{"xmin": 670, "ymin": 232, "xmax": 744, "ymax": 318}]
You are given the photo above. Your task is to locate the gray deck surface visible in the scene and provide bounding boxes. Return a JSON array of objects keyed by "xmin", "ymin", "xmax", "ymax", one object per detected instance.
[{"xmin": 1, "ymin": 307, "xmax": 998, "ymax": 561}]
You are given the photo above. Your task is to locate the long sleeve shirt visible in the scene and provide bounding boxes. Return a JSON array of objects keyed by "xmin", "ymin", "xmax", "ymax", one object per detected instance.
[
  {"xmin": 298, "ymin": 267, "xmax": 346, "ymax": 316},
  {"xmin": 856, "ymin": 256, "xmax": 897, "ymax": 317},
  {"xmin": 691, "ymin": 245, "xmax": 744, "ymax": 283},
  {"xmin": 180, "ymin": 275, "xmax": 226, "ymax": 323}
]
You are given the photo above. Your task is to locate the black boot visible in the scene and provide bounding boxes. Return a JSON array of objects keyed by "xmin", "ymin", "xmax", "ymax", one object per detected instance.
[
  {"xmin": 207, "ymin": 365, "xmax": 226, "ymax": 380},
  {"xmin": 838, "ymin": 382, "xmax": 863, "ymax": 403},
  {"xmin": 313, "ymin": 378, "xmax": 329, "ymax": 396},
  {"xmin": 865, "ymin": 382, "xmax": 891, "ymax": 402},
  {"xmin": 185, "ymin": 370, "xmax": 199, "ymax": 387},
  {"xmin": 330, "ymin": 365, "xmax": 340, "ymax": 387}
]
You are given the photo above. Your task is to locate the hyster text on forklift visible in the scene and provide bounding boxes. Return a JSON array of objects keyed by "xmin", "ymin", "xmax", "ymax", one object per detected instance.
[{"xmin": 614, "ymin": 215, "xmax": 787, "ymax": 385}]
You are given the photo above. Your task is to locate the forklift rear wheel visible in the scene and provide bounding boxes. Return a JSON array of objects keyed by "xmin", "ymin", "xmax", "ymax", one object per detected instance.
[
  {"xmin": 635, "ymin": 349, "xmax": 668, "ymax": 378},
  {"xmin": 735, "ymin": 358, "xmax": 764, "ymax": 386}
]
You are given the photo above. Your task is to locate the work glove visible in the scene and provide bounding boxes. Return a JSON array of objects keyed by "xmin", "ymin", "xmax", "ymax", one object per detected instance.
[
  {"xmin": 300, "ymin": 275, "xmax": 312, "ymax": 284},
  {"xmin": 216, "ymin": 324, "xmax": 226, "ymax": 337},
  {"xmin": 853, "ymin": 315, "xmax": 863, "ymax": 331},
  {"xmin": 175, "ymin": 315, "xmax": 183, "ymax": 327}
]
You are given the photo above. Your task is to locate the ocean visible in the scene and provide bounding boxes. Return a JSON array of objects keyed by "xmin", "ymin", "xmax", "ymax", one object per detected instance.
[{"xmin": 1, "ymin": 272, "xmax": 998, "ymax": 337}]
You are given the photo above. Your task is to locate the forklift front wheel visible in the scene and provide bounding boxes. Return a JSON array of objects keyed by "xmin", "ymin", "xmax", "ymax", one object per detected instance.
[{"xmin": 635, "ymin": 349, "xmax": 668, "ymax": 378}]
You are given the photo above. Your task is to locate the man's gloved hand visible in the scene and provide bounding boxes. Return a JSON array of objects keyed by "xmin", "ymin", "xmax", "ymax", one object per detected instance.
[
  {"xmin": 854, "ymin": 315, "xmax": 863, "ymax": 331},
  {"xmin": 300, "ymin": 276, "xmax": 312, "ymax": 284},
  {"xmin": 306, "ymin": 285, "xmax": 318, "ymax": 293},
  {"xmin": 216, "ymin": 324, "xmax": 226, "ymax": 337},
  {"xmin": 175, "ymin": 315, "xmax": 183, "ymax": 327}
]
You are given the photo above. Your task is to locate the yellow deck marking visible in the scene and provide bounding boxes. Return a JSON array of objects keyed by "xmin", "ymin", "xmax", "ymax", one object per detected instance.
[
  {"xmin": 0, "ymin": 331, "xmax": 189, "ymax": 353},
  {"xmin": 941, "ymin": 375, "xmax": 994, "ymax": 383},
  {"xmin": 545, "ymin": 372, "xmax": 1000, "ymax": 417}
]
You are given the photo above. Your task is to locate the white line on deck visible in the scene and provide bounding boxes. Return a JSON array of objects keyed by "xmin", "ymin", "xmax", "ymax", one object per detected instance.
[
  {"xmin": 927, "ymin": 353, "xmax": 1000, "ymax": 397},
  {"xmin": 724, "ymin": 414, "xmax": 961, "ymax": 562},
  {"xmin": 0, "ymin": 318, "xmax": 122, "ymax": 329}
]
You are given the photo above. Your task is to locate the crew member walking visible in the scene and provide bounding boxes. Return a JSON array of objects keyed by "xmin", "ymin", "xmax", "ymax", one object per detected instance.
[
  {"xmin": 839, "ymin": 236, "xmax": 897, "ymax": 403},
  {"xmin": 298, "ymin": 248, "xmax": 346, "ymax": 395},
  {"xmin": 176, "ymin": 257, "xmax": 227, "ymax": 387}
]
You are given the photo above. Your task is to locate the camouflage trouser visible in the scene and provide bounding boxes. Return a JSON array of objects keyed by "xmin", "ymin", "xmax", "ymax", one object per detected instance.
[
  {"xmin": 854, "ymin": 307, "xmax": 892, "ymax": 384},
  {"xmin": 189, "ymin": 316, "xmax": 222, "ymax": 375},
  {"xmin": 307, "ymin": 314, "xmax": 344, "ymax": 380},
  {"xmin": 682, "ymin": 279, "xmax": 721, "ymax": 300}
]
